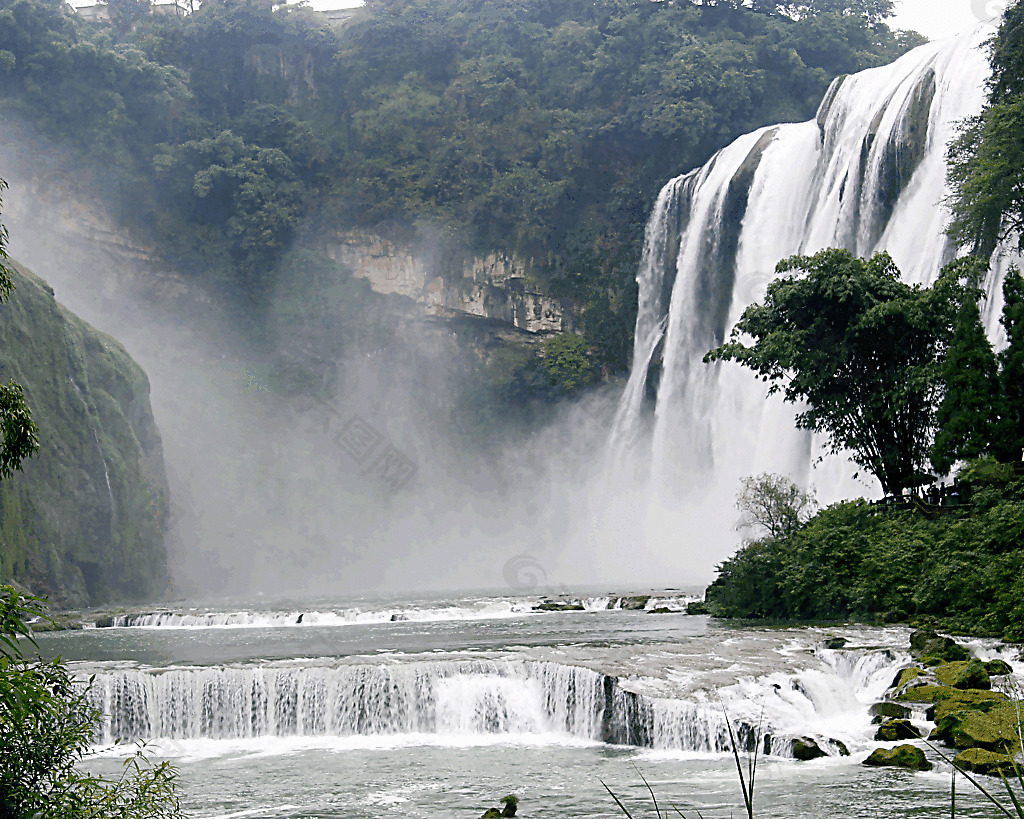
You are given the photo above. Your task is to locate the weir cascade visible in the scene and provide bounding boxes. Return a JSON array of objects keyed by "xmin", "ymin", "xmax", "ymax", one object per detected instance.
[
  {"xmin": 608, "ymin": 26, "xmax": 1019, "ymax": 539},
  {"xmin": 85, "ymin": 651, "xmax": 899, "ymax": 754}
]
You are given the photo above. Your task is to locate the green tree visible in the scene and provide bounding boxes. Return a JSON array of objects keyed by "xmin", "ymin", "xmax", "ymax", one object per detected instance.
[
  {"xmin": 994, "ymin": 267, "xmax": 1024, "ymax": 462},
  {"xmin": 540, "ymin": 333, "xmax": 595, "ymax": 396},
  {"xmin": 0, "ymin": 586, "xmax": 184, "ymax": 818},
  {"xmin": 0, "ymin": 180, "xmax": 39, "ymax": 479},
  {"xmin": 705, "ymin": 250, "xmax": 965, "ymax": 495},
  {"xmin": 735, "ymin": 472, "xmax": 816, "ymax": 542},
  {"xmin": 931, "ymin": 292, "xmax": 1000, "ymax": 475}
]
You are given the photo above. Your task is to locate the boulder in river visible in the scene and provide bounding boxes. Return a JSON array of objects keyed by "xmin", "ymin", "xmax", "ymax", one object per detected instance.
[{"xmin": 863, "ymin": 745, "xmax": 932, "ymax": 771}]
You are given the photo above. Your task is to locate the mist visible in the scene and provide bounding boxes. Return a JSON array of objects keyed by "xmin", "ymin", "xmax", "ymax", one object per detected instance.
[{"xmin": 0, "ymin": 120, "xmax": 733, "ymax": 602}]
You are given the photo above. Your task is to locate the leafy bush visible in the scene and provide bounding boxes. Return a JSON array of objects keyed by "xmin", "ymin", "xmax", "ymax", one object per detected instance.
[{"xmin": 0, "ymin": 585, "xmax": 184, "ymax": 818}]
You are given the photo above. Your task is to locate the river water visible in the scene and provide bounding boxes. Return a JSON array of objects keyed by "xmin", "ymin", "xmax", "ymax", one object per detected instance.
[{"xmin": 35, "ymin": 591, "xmax": 1021, "ymax": 818}]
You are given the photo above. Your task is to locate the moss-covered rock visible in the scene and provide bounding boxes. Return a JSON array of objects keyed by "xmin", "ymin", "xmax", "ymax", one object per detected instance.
[
  {"xmin": 618, "ymin": 595, "xmax": 650, "ymax": 610},
  {"xmin": 896, "ymin": 683, "xmax": 950, "ymax": 704},
  {"xmin": 863, "ymin": 744, "xmax": 932, "ymax": 771},
  {"xmin": 874, "ymin": 719, "xmax": 922, "ymax": 741},
  {"xmin": 686, "ymin": 600, "xmax": 709, "ymax": 615},
  {"xmin": 892, "ymin": 666, "xmax": 926, "ymax": 689},
  {"xmin": 935, "ymin": 659, "xmax": 990, "ymax": 690},
  {"xmin": 909, "ymin": 630, "xmax": 971, "ymax": 662},
  {"xmin": 953, "ymin": 748, "xmax": 1021, "ymax": 777},
  {"xmin": 0, "ymin": 263, "xmax": 168, "ymax": 606},
  {"xmin": 870, "ymin": 702, "xmax": 911, "ymax": 722},
  {"xmin": 927, "ymin": 689, "xmax": 1008, "ymax": 722},
  {"xmin": 931, "ymin": 701, "xmax": 1022, "ymax": 752},
  {"xmin": 984, "ymin": 659, "xmax": 1014, "ymax": 676}
]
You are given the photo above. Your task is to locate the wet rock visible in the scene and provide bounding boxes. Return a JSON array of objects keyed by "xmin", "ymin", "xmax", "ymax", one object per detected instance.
[
  {"xmin": 618, "ymin": 596, "xmax": 650, "ymax": 611},
  {"xmin": 892, "ymin": 666, "xmax": 926, "ymax": 689},
  {"xmin": 686, "ymin": 601, "xmax": 709, "ymax": 615},
  {"xmin": 863, "ymin": 744, "xmax": 932, "ymax": 771},
  {"xmin": 910, "ymin": 629, "xmax": 971, "ymax": 662},
  {"xmin": 647, "ymin": 607, "xmax": 675, "ymax": 614},
  {"xmin": 927, "ymin": 689, "xmax": 1008, "ymax": 722},
  {"xmin": 535, "ymin": 602, "xmax": 585, "ymax": 612},
  {"xmin": 94, "ymin": 615, "xmax": 116, "ymax": 628},
  {"xmin": 984, "ymin": 659, "xmax": 1013, "ymax": 676},
  {"xmin": 931, "ymin": 701, "xmax": 1021, "ymax": 753},
  {"xmin": 870, "ymin": 702, "xmax": 911, "ymax": 722},
  {"xmin": 935, "ymin": 659, "xmax": 991, "ymax": 691},
  {"xmin": 792, "ymin": 737, "xmax": 827, "ymax": 761},
  {"xmin": 953, "ymin": 748, "xmax": 1020, "ymax": 777},
  {"xmin": 827, "ymin": 738, "xmax": 851, "ymax": 757},
  {"xmin": 390, "ymin": 613, "xmax": 409, "ymax": 621},
  {"xmin": 824, "ymin": 637, "xmax": 848, "ymax": 650},
  {"xmin": 897, "ymin": 684, "xmax": 952, "ymax": 704},
  {"xmin": 874, "ymin": 719, "xmax": 922, "ymax": 742}
]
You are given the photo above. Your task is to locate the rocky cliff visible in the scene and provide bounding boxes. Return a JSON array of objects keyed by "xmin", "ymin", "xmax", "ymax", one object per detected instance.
[{"xmin": 0, "ymin": 262, "xmax": 169, "ymax": 607}]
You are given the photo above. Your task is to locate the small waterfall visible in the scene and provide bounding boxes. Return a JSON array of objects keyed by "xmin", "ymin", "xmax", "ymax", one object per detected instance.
[
  {"xmin": 612, "ymin": 26, "xmax": 1012, "ymax": 537},
  {"xmin": 85, "ymin": 652, "xmax": 905, "ymax": 755}
]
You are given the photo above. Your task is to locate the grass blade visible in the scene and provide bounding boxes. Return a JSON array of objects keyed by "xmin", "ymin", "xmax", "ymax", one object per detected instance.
[
  {"xmin": 633, "ymin": 764, "xmax": 662, "ymax": 819},
  {"xmin": 601, "ymin": 779, "xmax": 635, "ymax": 819}
]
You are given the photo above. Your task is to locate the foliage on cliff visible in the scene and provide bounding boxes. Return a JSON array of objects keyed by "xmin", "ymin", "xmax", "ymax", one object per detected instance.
[
  {"xmin": 0, "ymin": 0, "xmax": 923, "ymax": 369},
  {"xmin": 0, "ymin": 261, "xmax": 169, "ymax": 606},
  {"xmin": 947, "ymin": 0, "xmax": 1024, "ymax": 256}
]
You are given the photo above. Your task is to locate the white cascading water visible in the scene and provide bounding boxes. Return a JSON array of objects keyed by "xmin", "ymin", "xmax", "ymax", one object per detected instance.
[
  {"xmin": 602, "ymin": 27, "xmax": 1021, "ymax": 574},
  {"xmin": 86, "ymin": 649, "xmax": 904, "ymax": 755}
]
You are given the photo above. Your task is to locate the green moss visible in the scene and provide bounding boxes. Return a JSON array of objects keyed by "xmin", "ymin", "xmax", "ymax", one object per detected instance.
[
  {"xmin": 931, "ymin": 701, "xmax": 1023, "ymax": 752},
  {"xmin": 0, "ymin": 263, "xmax": 169, "ymax": 606},
  {"xmin": 953, "ymin": 747, "xmax": 1021, "ymax": 777},
  {"xmin": 935, "ymin": 659, "xmax": 991, "ymax": 690}
]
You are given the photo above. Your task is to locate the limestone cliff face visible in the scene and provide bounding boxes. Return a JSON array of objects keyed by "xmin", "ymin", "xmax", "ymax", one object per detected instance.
[
  {"xmin": 0, "ymin": 263, "xmax": 169, "ymax": 607},
  {"xmin": 326, "ymin": 232, "xmax": 573, "ymax": 335}
]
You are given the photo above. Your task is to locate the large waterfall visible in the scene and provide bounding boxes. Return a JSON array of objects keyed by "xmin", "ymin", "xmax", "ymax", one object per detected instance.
[{"xmin": 603, "ymin": 27, "xmax": 1019, "ymax": 574}]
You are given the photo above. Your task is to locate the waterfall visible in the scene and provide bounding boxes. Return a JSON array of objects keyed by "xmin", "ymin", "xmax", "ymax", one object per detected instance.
[
  {"xmin": 612, "ymin": 26, "xmax": 1014, "ymax": 535},
  {"xmin": 84, "ymin": 651, "xmax": 903, "ymax": 755}
]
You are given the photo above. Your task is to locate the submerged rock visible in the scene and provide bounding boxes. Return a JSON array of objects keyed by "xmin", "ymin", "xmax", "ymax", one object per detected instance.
[
  {"xmin": 874, "ymin": 719, "xmax": 923, "ymax": 742},
  {"xmin": 863, "ymin": 745, "xmax": 932, "ymax": 771}
]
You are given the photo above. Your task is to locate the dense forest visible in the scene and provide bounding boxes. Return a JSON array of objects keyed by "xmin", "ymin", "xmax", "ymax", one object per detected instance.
[
  {"xmin": 706, "ymin": 0, "xmax": 1024, "ymax": 640},
  {"xmin": 0, "ymin": 0, "xmax": 921, "ymax": 379}
]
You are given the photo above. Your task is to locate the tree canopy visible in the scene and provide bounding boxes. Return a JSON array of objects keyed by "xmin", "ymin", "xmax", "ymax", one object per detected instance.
[
  {"xmin": 705, "ymin": 250, "xmax": 972, "ymax": 495},
  {"xmin": 0, "ymin": 0, "xmax": 923, "ymax": 368}
]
